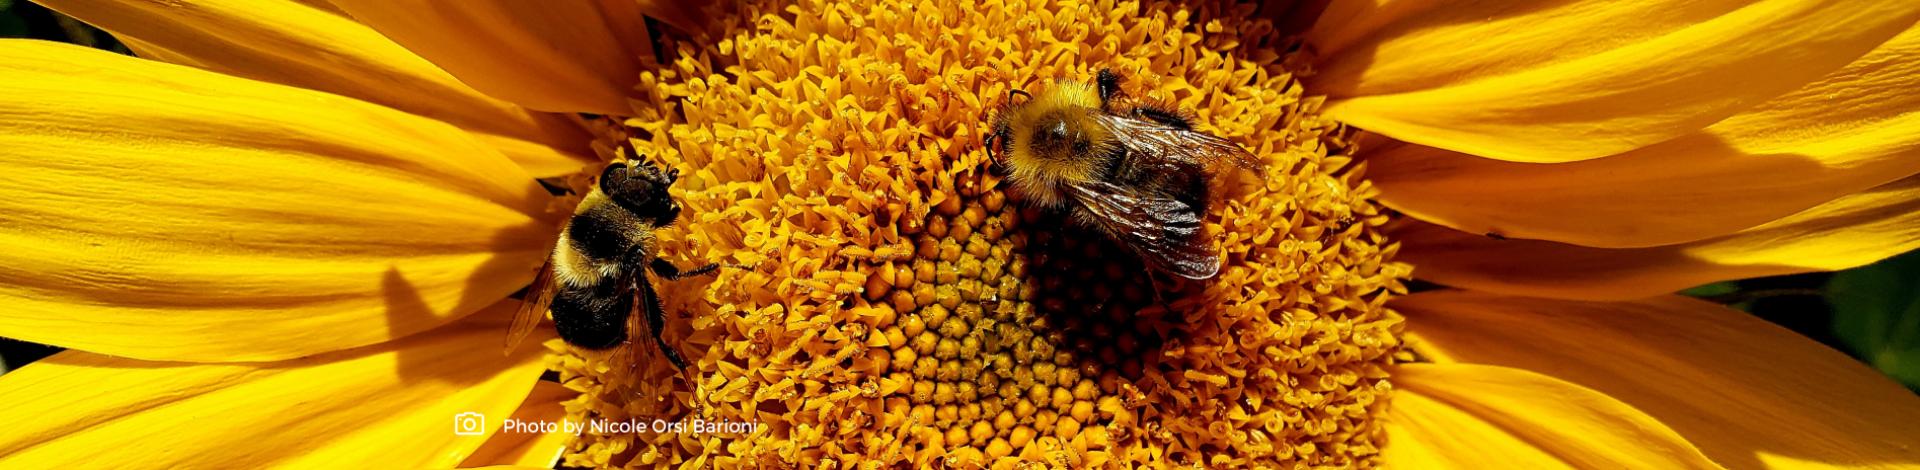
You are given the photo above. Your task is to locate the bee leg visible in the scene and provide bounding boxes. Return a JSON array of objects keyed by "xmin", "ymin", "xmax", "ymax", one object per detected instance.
[
  {"xmin": 650, "ymin": 258, "xmax": 721, "ymax": 281},
  {"xmin": 635, "ymin": 273, "xmax": 689, "ymax": 370},
  {"xmin": 1143, "ymin": 266, "xmax": 1169, "ymax": 306},
  {"xmin": 1096, "ymin": 68, "xmax": 1123, "ymax": 104},
  {"xmin": 1128, "ymin": 102, "xmax": 1195, "ymax": 130},
  {"xmin": 983, "ymin": 133, "xmax": 1013, "ymax": 177}
]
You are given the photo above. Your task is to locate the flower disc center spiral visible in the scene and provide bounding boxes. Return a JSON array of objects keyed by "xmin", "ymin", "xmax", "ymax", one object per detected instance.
[{"xmin": 551, "ymin": 0, "xmax": 1412, "ymax": 467}]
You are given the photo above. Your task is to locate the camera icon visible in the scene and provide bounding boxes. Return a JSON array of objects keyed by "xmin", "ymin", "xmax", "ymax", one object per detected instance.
[{"xmin": 453, "ymin": 412, "xmax": 486, "ymax": 436}]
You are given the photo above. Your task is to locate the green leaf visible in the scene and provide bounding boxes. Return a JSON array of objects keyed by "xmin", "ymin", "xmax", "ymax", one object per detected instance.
[
  {"xmin": 1679, "ymin": 282, "xmax": 1758, "ymax": 311},
  {"xmin": 0, "ymin": 9, "xmax": 25, "ymax": 39},
  {"xmin": 1681, "ymin": 282, "xmax": 1739, "ymax": 297},
  {"xmin": 1825, "ymin": 251, "xmax": 1920, "ymax": 389}
]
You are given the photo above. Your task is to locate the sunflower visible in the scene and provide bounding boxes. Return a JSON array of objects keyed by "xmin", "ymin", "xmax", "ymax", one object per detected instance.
[{"xmin": 0, "ymin": 0, "xmax": 1916, "ymax": 468}]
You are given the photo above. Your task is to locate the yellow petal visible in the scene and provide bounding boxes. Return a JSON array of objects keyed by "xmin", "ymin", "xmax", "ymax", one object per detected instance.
[
  {"xmin": 1397, "ymin": 291, "xmax": 1920, "ymax": 469},
  {"xmin": 327, "ymin": 0, "xmax": 651, "ymax": 116},
  {"xmin": 1309, "ymin": 0, "xmax": 1920, "ymax": 162},
  {"xmin": 37, "ymin": 0, "xmax": 595, "ymax": 177},
  {"xmin": 116, "ymin": 36, "xmax": 205, "ymax": 68},
  {"xmin": 1386, "ymin": 363, "xmax": 1722, "ymax": 469},
  {"xmin": 1392, "ymin": 173, "xmax": 1920, "ymax": 300},
  {"xmin": 0, "ymin": 41, "xmax": 554, "ymax": 362},
  {"xmin": 1370, "ymin": 24, "xmax": 1920, "ymax": 248},
  {"xmin": 0, "ymin": 302, "xmax": 553, "ymax": 469},
  {"xmin": 630, "ymin": 0, "xmax": 713, "ymax": 33},
  {"xmin": 288, "ymin": 0, "xmax": 352, "ymax": 17},
  {"xmin": 459, "ymin": 381, "xmax": 575, "ymax": 468}
]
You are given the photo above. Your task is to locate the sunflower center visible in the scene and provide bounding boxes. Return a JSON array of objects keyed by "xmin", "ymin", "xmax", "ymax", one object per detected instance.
[{"xmin": 550, "ymin": 0, "xmax": 1411, "ymax": 467}]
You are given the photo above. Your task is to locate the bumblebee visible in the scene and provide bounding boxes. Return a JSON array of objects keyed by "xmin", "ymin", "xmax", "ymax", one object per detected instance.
[
  {"xmin": 505, "ymin": 153, "xmax": 716, "ymax": 370},
  {"xmin": 986, "ymin": 69, "xmax": 1261, "ymax": 280}
]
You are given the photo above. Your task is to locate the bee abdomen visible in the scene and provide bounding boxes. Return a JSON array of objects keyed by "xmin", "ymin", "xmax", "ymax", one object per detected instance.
[{"xmin": 550, "ymin": 277, "xmax": 630, "ymax": 350}]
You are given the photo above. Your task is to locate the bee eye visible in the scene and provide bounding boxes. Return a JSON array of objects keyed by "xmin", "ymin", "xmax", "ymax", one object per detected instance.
[
  {"xmin": 602, "ymin": 162, "xmax": 629, "ymax": 176},
  {"xmin": 598, "ymin": 163, "xmax": 630, "ymax": 194}
]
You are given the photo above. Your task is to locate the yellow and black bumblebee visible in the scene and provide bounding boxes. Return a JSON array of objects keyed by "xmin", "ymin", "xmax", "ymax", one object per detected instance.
[
  {"xmin": 987, "ymin": 69, "xmax": 1262, "ymax": 280},
  {"xmin": 506, "ymin": 153, "xmax": 716, "ymax": 370}
]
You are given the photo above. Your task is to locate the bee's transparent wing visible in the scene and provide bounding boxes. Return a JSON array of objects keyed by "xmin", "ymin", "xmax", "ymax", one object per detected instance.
[
  {"xmin": 1096, "ymin": 114, "xmax": 1263, "ymax": 174},
  {"xmin": 1067, "ymin": 181, "xmax": 1220, "ymax": 279},
  {"xmin": 505, "ymin": 261, "xmax": 557, "ymax": 355}
]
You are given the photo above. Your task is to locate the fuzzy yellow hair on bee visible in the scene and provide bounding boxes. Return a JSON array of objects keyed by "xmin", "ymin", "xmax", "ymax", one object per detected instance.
[
  {"xmin": 990, "ymin": 79, "xmax": 1117, "ymax": 210},
  {"xmin": 984, "ymin": 69, "xmax": 1262, "ymax": 280}
]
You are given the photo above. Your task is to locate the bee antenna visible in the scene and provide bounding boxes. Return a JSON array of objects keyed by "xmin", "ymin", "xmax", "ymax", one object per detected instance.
[{"xmin": 1007, "ymin": 89, "xmax": 1032, "ymax": 103}]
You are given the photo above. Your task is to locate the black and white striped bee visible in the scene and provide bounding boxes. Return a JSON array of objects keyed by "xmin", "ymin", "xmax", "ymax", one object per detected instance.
[{"xmin": 505, "ymin": 153, "xmax": 717, "ymax": 370}]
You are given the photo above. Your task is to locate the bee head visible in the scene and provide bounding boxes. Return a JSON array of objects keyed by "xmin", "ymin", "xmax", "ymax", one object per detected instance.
[
  {"xmin": 599, "ymin": 160, "xmax": 683, "ymax": 226},
  {"xmin": 1004, "ymin": 79, "xmax": 1108, "ymax": 165},
  {"xmin": 994, "ymin": 80, "xmax": 1115, "ymax": 209}
]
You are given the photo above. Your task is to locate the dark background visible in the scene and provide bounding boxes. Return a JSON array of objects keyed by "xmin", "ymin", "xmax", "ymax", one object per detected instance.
[{"xmin": 0, "ymin": 1, "xmax": 1913, "ymax": 393}]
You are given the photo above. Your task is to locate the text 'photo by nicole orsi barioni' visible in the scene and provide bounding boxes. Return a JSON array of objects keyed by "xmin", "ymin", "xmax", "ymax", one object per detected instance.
[{"xmin": 0, "ymin": 0, "xmax": 1917, "ymax": 468}]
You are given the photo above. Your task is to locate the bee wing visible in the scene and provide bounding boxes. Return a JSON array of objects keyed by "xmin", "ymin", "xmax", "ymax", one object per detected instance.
[
  {"xmin": 612, "ymin": 289, "xmax": 646, "ymax": 379},
  {"xmin": 1067, "ymin": 181, "xmax": 1221, "ymax": 279},
  {"xmin": 1096, "ymin": 114, "xmax": 1263, "ymax": 173},
  {"xmin": 505, "ymin": 261, "xmax": 558, "ymax": 355}
]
